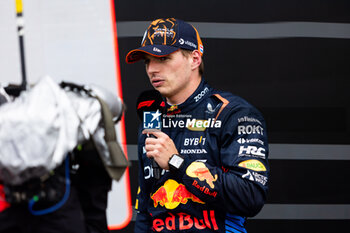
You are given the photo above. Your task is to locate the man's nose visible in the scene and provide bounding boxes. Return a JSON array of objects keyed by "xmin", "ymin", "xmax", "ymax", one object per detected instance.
[{"xmin": 146, "ymin": 59, "xmax": 159, "ymax": 73}]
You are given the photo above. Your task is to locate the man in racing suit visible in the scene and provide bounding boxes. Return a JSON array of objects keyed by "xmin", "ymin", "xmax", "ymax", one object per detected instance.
[{"xmin": 126, "ymin": 18, "xmax": 269, "ymax": 233}]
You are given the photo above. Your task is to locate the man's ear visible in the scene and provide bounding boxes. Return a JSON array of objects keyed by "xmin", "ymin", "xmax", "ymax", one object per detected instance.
[{"xmin": 191, "ymin": 50, "xmax": 202, "ymax": 71}]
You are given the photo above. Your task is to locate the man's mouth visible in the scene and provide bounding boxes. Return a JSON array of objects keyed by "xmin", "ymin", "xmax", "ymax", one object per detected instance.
[{"xmin": 152, "ymin": 79, "xmax": 164, "ymax": 87}]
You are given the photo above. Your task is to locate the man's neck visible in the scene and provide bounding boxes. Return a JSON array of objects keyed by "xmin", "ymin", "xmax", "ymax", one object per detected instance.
[{"xmin": 166, "ymin": 77, "xmax": 202, "ymax": 105}]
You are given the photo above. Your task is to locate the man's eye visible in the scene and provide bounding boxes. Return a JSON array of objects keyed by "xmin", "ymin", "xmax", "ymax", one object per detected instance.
[{"xmin": 159, "ymin": 57, "xmax": 168, "ymax": 61}]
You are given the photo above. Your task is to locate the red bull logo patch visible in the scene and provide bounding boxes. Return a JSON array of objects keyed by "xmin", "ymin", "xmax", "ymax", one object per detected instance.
[
  {"xmin": 151, "ymin": 179, "xmax": 204, "ymax": 209},
  {"xmin": 186, "ymin": 162, "xmax": 218, "ymax": 188},
  {"xmin": 167, "ymin": 105, "xmax": 180, "ymax": 115},
  {"xmin": 167, "ymin": 105, "xmax": 178, "ymax": 112}
]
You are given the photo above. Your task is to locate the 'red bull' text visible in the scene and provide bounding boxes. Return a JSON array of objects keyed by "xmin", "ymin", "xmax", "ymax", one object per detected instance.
[
  {"xmin": 152, "ymin": 210, "xmax": 219, "ymax": 232},
  {"xmin": 192, "ymin": 180, "xmax": 217, "ymax": 198}
]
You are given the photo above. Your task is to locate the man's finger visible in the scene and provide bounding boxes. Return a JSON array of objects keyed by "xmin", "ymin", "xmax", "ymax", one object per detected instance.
[
  {"xmin": 146, "ymin": 130, "xmax": 166, "ymax": 138},
  {"xmin": 145, "ymin": 137, "xmax": 158, "ymax": 145},
  {"xmin": 142, "ymin": 128, "xmax": 161, "ymax": 135}
]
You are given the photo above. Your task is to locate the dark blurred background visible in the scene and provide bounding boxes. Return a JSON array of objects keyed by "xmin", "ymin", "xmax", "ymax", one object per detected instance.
[{"xmin": 112, "ymin": 1, "xmax": 350, "ymax": 232}]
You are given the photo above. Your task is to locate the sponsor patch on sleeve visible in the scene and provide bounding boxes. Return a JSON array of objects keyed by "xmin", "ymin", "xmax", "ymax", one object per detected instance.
[{"xmin": 238, "ymin": 159, "xmax": 266, "ymax": 171}]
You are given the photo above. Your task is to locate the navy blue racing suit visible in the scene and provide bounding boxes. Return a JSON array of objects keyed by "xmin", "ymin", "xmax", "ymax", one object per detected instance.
[{"xmin": 135, "ymin": 79, "xmax": 269, "ymax": 233}]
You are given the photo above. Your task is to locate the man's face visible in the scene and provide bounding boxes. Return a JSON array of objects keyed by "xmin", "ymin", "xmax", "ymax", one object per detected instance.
[{"xmin": 144, "ymin": 50, "xmax": 192, "ymax": 100}]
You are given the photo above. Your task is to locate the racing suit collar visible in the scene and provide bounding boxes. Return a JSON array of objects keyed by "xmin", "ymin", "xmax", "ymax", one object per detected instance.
[{"xmin": 166, "ymin": 78, "xmax": 211, "ymax": 115}]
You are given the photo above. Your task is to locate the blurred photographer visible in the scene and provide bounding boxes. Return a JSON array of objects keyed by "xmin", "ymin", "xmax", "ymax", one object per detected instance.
[{"xmin": 0, "ymin": 77, "xmax": 127, "ymax": 233}]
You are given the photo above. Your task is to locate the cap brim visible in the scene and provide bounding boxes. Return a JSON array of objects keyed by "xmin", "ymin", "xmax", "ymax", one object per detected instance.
[{"xmin": 125, "ymin": 45, "xmax": 179, "ymax": 64}]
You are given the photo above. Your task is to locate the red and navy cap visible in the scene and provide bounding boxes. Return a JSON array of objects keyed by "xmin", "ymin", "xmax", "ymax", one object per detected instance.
[{"xmin": 125, "ymin": 18, "xmax": 204, "ymax": 64}]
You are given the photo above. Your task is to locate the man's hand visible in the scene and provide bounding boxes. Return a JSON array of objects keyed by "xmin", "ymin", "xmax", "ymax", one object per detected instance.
[{"xmin": 142, "ymin": 129, "xmax": 179, "ymax": 170}]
